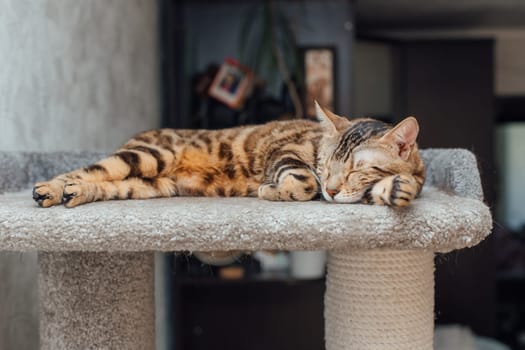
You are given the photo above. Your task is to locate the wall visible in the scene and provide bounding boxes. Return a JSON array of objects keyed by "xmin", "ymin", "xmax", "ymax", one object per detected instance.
[
  {"xmin": 0, "ymin": 0, "xmax": 159, "ymax": 152},
  {"xmin": 494, "ymin": 35, "xmax": 525, "ymax": 96},
  {"xmin": 184, "ymin": 0, "xmax": 354, "ymax": 117},
  {"xmin": 353, "ymin": 40, "xmax": 393, "ymax": 116},
  {"xmin": 0, "ymin": 1, "xmax": 159, "ymax": 349},
  {"xmin": 496, "ymin": 123, "xmax": 525, "ymax": 231},
  {"xmin": 353, "ymin": 33, "xmax": 525, "ymax": 116},
  {"xmin": 356, "ymin": 28, "xmax": 525, "ymax": 97}
]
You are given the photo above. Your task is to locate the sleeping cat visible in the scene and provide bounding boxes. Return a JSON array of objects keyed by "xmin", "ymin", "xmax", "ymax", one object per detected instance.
[{"xmin": 32, "ymin": 102, "xmax": 425, "ymax": 208}]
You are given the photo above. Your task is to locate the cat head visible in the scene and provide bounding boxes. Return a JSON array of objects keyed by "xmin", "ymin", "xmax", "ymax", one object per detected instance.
[{"xmin": 315, "ymin": 102, "xmax": 420, "ymax": 203}]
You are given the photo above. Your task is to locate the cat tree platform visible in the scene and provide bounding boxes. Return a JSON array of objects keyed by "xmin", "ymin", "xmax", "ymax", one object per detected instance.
[{"xmin": 0, "ymin": 149, "xmax": 492, "ymax": 350}]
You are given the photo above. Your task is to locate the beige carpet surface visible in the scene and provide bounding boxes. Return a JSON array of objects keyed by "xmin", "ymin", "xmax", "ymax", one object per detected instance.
[{"xmin": 0, "ymin": 187, "xmax": 491, "ymax": 253}]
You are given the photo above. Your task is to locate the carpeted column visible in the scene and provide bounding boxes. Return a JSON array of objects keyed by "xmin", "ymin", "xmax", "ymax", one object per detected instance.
[
  {"xmin": 325, "ymin": 249, "xmax": 435, "ymax": 350},
  {"xmin": 1, "ymin": 0, "xmax": 158, "ymax": 346},
  {"xmin": 38, "ymin": 252, "xmax": 155, "ymax": 350}
]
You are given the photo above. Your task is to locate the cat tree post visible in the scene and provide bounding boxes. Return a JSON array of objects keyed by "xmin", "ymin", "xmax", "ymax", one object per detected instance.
[
  {"xmin": 325, "ymin": 249, "xmax": 435, "ymax": 350},
  {"xmin": 38, "ymin": 252, "xmax": 155, "ymax": 350}
]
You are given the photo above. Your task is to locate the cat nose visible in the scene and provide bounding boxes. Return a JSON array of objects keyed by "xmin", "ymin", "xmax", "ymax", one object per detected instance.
[{"xmin": 326, "ymin": 188, "xmax": 340, "ymax": 198}]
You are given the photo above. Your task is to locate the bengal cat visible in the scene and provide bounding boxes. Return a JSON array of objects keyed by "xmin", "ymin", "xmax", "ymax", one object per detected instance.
[{"xmin": 32, "ymin": 103, "xmax": 425, "ymax": 208}]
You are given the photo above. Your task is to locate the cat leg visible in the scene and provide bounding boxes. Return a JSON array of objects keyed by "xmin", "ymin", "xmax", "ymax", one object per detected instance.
[
  {"xmin": 258, "ymin": 166, "xmax": 319, "ymax": 201},
  {"xmin": 62, "ymin": 177, "xmax": 177, "ymax": 208},
  {"xmin": 33, "ymin": 144, "xmax": 175, "ymax": 207},
  {"xmin": 369, "ymin": 173, "xmax": 421, "ymax": 207}
]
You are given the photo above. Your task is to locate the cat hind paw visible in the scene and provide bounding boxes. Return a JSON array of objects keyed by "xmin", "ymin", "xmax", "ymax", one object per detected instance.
[
  {"xmin": 62, "ymin": 181, "xmax": 91, "ymax": 208},
  {"xmin": 33, "ymin": 181, "xmax": 64, "ymax": 208}
]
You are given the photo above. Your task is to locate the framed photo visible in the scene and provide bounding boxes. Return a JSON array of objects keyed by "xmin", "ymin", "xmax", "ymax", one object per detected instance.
[
  {"xmin": 300, "ymin": 47, "xmax": 336, "ymax": 118},
  {"xmin": 208, "ymin": 58, "xmax": 254, "ymax": 110}
]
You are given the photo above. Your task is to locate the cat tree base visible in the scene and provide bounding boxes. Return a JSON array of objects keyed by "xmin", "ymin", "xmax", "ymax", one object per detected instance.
[
  {"xmin": 38, "ymin": 252, "xmax": 155, "ymax": 350},
  {"xmin": 325, "ymin": 249, "xmax": 435, "ymax": 350},
  {"xmin": 0, "ymin": 150, "xmax": 492, "ymax": 350}
]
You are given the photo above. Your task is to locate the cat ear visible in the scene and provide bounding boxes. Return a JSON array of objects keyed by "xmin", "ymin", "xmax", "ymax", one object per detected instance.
[
  {"xmin": 380, "ymin": 116, "xmax": 419, "ymax": 160},
  {"xmin": 315, "ymin": 101, "xmax": 349, "ymax": 133}
]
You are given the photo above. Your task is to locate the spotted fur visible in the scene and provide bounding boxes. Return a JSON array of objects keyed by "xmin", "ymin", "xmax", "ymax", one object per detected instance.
[{"xmin": 33, "ymin": 102, "xmax": 425, "ymax": 208}]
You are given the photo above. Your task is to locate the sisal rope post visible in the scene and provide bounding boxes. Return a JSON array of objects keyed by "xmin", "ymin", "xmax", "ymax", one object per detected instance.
[{"xmin": 325, "ymin": 249, "xmax": 435, "ymax": 350}]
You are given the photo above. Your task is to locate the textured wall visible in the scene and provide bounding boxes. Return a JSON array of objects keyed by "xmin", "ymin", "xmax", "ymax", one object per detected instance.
[
  {"xmin": 0, "ymin": 1, "xmax": 159, "ymax": 349},
  {"xmin": 0, "ymin": 0, "xmax": 159, "ymax": 152}
]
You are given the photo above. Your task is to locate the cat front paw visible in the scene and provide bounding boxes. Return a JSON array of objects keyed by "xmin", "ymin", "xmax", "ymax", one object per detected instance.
[
  {"xmin": 258, "ymin": 183, "xmax": 313, "ymax": 201},
  {"xmin": 370, "ymin": 174, "xmax": 418, "ymax": 207},
  {"xmin": 258, "ymin": 183, "xmax": 280, "ymax": 201},
  {"xmin": 33, "ymin": 181, "xmax": 65, "ymax": 208}
]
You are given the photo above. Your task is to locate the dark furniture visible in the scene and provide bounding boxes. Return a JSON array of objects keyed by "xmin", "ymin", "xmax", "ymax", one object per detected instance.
[{"xmin": 173, "ymin": 274, "xmax": 325, "ymax": 350}]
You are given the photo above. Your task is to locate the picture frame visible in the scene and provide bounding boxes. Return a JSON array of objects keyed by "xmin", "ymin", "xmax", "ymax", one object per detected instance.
[
  {"xmin": 208, "ymin": 58, "xmax": 254, "ymax": 110},
  {"xmin": 300, "ymin": 47, "xmax": 337, "ymax": 119}
]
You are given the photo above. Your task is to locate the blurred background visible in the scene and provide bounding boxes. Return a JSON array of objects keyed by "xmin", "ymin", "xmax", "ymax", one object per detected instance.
[{"xmin": 1, "ymin": 0, "xmax": 525, "ymax": 349}]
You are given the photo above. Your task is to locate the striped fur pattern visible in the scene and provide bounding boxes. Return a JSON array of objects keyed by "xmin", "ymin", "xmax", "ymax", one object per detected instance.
[{"xmin": 32, "ymin": 103, "xmax": 425, "ymax": 209}]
